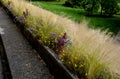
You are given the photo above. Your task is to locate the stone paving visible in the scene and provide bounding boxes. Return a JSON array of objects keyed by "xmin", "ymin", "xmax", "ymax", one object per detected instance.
[{"xmin": 0, "ymin": 7, "xmax": 54, "ymax": 79}]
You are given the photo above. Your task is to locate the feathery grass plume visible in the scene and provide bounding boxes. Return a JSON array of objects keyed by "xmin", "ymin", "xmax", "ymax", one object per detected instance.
[
  {"xmin": 1, "ymin": 0, "xmax": 120, "ymax": 78},
  {"xmin": 1, "ymin": 0, "xmax": 8, "ymax": 4}
]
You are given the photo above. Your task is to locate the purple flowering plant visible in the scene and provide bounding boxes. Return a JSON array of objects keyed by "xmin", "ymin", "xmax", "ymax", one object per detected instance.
[{"xmin": 44, "ymin": 32, "xmax": 70, "ymax": 55}]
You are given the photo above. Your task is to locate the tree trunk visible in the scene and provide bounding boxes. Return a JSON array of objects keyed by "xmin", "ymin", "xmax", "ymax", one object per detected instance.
[
  {"xmin": 100, "ymin": 3, "xmax": 103, "ymax": 16},
  {"xmin": 100, "ymin": 7, "xmax": 103, "ymax": 15}
]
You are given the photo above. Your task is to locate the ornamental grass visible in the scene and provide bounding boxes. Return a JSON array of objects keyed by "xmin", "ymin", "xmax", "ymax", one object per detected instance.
[{"xmin": 1, "ymin": 0, "xmax": 120, "ymax": 79}]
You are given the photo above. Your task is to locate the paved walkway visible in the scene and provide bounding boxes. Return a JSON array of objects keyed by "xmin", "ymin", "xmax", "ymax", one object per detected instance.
[{"xmin": 0, "ymin": 7, "xmax": 54, "ymax": 79}]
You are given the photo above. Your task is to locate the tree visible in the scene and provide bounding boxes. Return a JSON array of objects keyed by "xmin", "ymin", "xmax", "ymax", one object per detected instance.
[
  {"xmin": 82, "ymin": 0, "xmax": 99, "ymax": 14},
  {"xmin": 64, "ymin": 0, "xmax": 82, "ymax": 8},
  {"xmin": 64, "ymin": 0, "xmax": 100, "ymax": 14},
  {"xmin": 83, "ymin": 0, "xmax": 120, "ymax": 16},
  {"xmin": 98, "ymin": 0, "xmax": 105, "ymax": 15},
  {"xmin": 64, "ymin": 0, "xmax": 120, "ymax": 16},
  {"xmin": 101, "ymin": 0, "xmax": 120, "ymax": 16}
]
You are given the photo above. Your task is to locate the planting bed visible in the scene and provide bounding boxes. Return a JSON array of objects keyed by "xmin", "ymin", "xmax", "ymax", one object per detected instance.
[
  {"xmin": 0, "ymin": 2, "xmax": 78, "ymax": 79},
  {"xmin": 1, "ymin": 0, "xmax": 120, "ymax": 79}
]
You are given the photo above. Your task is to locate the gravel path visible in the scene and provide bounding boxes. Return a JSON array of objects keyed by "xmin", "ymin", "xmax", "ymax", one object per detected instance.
[{"xmin": 0, "ymin": 7, "xmax": 54, "ymax": 79}]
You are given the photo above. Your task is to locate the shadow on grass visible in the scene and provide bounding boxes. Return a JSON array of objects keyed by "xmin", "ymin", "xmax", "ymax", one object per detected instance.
[
  {"xmin": 88, "ymin": 16, "xmax": 120, "ymax": 35},
  {"xmin": 86, "ymin": 14, "xmax": 114, "ymax": 18}
]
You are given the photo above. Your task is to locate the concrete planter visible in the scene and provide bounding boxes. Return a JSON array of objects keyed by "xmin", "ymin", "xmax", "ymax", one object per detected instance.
[{"xmin": 0, "ymin": 2, "xmax": 79, "ymax": 79}]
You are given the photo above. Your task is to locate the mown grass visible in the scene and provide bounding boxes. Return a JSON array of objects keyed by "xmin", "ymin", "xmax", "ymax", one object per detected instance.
[
  {"xmin": 32, "ymin": 1, "xmax": 86, "ymax": 22},
  {"xmin": 32, "ymin": 1, "xmax": 120, "ymax": 35}
]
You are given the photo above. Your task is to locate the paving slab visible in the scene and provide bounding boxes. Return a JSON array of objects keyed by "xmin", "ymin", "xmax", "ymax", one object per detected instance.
[{"xmin": 0, "ymin": 7, "xmax": 54, "ymax": 79}]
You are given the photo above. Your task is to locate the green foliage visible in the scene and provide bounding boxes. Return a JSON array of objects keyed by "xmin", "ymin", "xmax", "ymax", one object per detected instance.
[
  {"xmin": 64, "ymin": 0, "xmax": 120, "ymax": 16},
  {"xmin": 101, "ymin": 0, "xmax": 120, "ymax": 16},
  {"xmin": 82, "ymin": 0, "xmax": 119, "ymax": 16},
  {"xmin": 64, "ymin": 0, "xmax": 100, "ymax": 14},
  {"xmin": 64, "ymin": 0, "xmax": 74, "ymax": 7},
  {"xmin": 64, "ymin": 0, "xmax": 82, "ymax": 8},
  {"xmin": 82, "ymin": 0, "xmax": 100, "ymax": 14}
]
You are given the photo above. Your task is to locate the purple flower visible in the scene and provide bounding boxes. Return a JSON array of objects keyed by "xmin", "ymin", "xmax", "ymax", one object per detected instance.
[
  {"xmin": 50, "ymin": 32, "xmax": 55, "ymax": 35},
  {"xmin": 54, "ymin": 40, "xmax": 58, "ymax": 44},
  {"xmin": 49, "ymin": 32, "xmax": 69, "ymax": 56},
  {"xmin": 57, "ymin": 33, "xmax": 67, "ymax": 53}
]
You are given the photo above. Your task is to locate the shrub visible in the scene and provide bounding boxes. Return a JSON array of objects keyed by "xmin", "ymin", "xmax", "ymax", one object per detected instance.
[
  {"xmin": 101, "ymin": 0, "xmax": 120, "ymax": 16},
  {"xmin": 63, "ymin": 0, "xmax": 81, "ymax": 8},
  {"xmin": 64, "ymin": 0, "xmax": 120, "ymax": 16},
  {"xmin": 63, "ymin": 0, "xmax": 73, "ymax": 7}
]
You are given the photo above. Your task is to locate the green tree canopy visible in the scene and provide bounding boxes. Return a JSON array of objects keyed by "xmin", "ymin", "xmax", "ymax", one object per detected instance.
[
  {"xmin": 101, "ymin": 0, "xmax": 120, "ymax": 16},
  {"xmin": 81, "ymin": 0, "xmax": 100, "ymax": 14},
  {"xmin": 64, "ymin": 0, "xmax": 120, "ymax": 16}
]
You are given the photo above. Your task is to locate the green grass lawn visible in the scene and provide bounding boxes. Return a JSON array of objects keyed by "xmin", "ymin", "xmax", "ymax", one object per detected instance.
[{"xmin": 32, "ymin": 1, "xmax": 120, "ymax": 35}]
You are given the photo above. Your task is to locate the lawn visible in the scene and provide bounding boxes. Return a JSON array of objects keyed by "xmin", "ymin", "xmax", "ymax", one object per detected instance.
[{"xmin": 32, "ymin": 1, "xmax": 120, "ymax": 35}]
